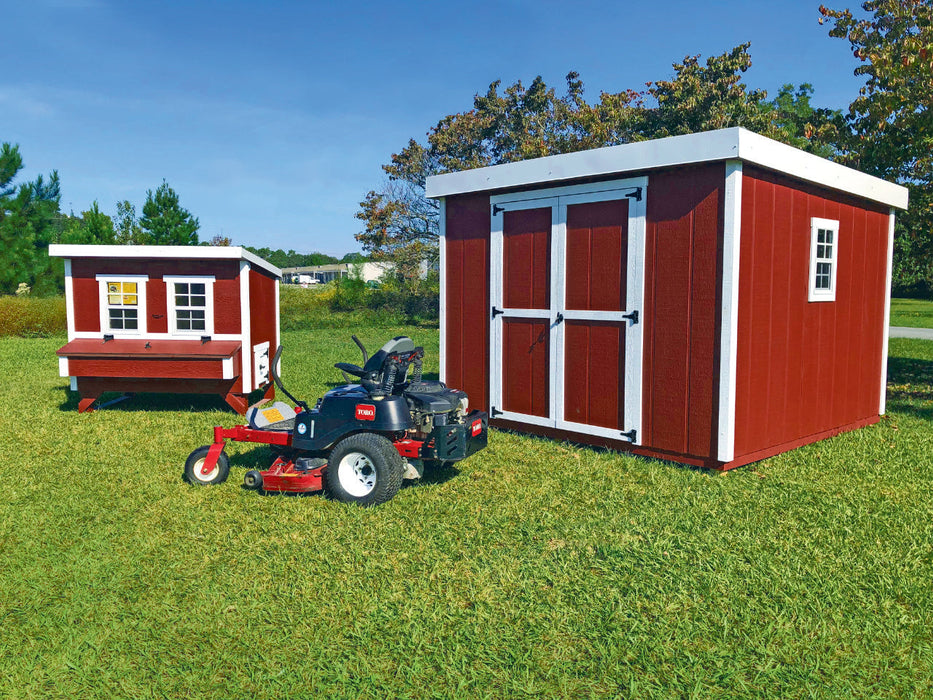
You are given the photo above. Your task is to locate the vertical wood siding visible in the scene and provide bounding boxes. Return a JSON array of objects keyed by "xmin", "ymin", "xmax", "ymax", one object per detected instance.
[
  {"xmin": 502, "ymin": 317, "xmax": 550, "ymax": 416},
  {"xmin": 71, "ymin": 259, "xmax": 242, "ymax": 335},
  {"xmin": 249, "ymin": 267, "xmax": 278, "ymax": 356},
  {"xmin": 565, "ymin": 200, "xmax": 628, "ymax": 311},
  {"xmin": 734, "ymin": 166, "xmax": 890, "ymax": 459},
  {"xmin": 444, "ymin": 194, "xmax": 491, "ymax": 411},
  {"xmin": 563, "ymin": 321, "xmax": 626, "ymax": 429},
  {"xmin": 642, "ymin": 164, "xmax": 724, "ymax": 459},
  {"xmin": 503, "ymin": 208, "xmax": 551, "ymax": 309}
]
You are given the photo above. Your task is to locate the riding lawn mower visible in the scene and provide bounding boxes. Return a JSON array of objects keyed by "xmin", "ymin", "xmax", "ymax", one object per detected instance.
[{"xmin": 184, "ymin": 335, "xmax": 489, "ymax": 506}]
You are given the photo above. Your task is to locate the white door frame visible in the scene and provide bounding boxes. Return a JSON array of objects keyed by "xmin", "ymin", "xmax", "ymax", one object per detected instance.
[{"xmin": 489, "ymin": 176, "xmax": 648, "ymax": 443}]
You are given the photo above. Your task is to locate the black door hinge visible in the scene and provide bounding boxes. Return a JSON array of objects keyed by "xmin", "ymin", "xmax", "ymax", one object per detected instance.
[
  {"xmin": 491, "ymin": 407, "xmax": 503, "ymax": 417},
  {"xmin": 554, "ymin": 312, "xmax": 564, "ymax": 326},
  {"xmin": 626, "ymin": 187, "xmax": 642, "ymax": 202},
  {"xmin": 102, "ymin": 334, "xmax": 114, "ymax": 342},
  {"xmin": 492, "ymin": 306, "xmax": 504, "ymax": 318},
  {"xmin": 492, "ymin": 204, "xmax": 505, "ymax": 215},
  {"xmin": 622, "ymin": 310, "xmax": 639, "ymax": 324},
  {"xmin": 621, "ymin": 429, "xmax": 637, "ymax": 442}
]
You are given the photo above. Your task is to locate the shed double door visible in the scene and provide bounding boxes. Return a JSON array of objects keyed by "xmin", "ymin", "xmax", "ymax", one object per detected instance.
[{"xmin": 489, "ymin": 178, "xmax": 647, "ymax": 443}]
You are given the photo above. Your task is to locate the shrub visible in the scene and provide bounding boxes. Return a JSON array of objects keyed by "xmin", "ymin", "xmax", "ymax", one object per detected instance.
[{"xmin": 0, "ymin": 295, "xmax": 66, "ymax": 337}]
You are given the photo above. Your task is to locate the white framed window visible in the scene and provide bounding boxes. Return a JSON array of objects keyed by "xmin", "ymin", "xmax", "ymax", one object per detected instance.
[
  {"xmin": 809, "ymin": 218, "xmax": 839, "ymax": 302},
  {"xmin": 96, "ymin": 275, "xmax": 148, "ymax": 335},
  {"xmin": 164, "ymin": 275, "xmax": 215, "ymax": 336}
]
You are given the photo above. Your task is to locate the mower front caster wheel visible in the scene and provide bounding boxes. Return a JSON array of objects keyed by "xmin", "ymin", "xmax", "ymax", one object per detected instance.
[
  {"xmin": 243, "ymin": 470, "xmax": 263, "ymax": 490},
  {"xmin": 324, "ymin": 433, "xmax": 404, "ymax": 507},
  {"xmin": 184, "ymin": 446, "xmax": 230, "ymax": 486}
]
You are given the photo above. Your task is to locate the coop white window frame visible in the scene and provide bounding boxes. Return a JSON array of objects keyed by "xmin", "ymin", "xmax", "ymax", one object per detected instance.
[
  {"xmin": 808, "ymin": 217, "xmax": 839, "ymax": 302},
  {"xmin": 96, "ymin": 275, "xmax": 148, "ymax": 336},
  {"xmin": 164, "ymin": 275, "xmax": 215, "ymax": 337}
]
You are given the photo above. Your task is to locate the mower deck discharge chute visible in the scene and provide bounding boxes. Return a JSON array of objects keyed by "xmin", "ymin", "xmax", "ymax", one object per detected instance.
[{"xmin": 184, "ymin": 335, "xmax": 488, "ymax": 506}]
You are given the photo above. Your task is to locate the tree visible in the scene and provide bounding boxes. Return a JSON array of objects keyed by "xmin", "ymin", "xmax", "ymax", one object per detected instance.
[
  {"xmin": 114, "ymin": 200, "xmax": 142, "ymax": 244},
  {"xmin": 60, "ymin": 201, "xmax": 115, "ymax": 244},
  {"xmin": 0, "ymin": 143, "xmax": 63, "ymax": 295},
  {"xmin": 356, "ymin": 44, "xmax": 839, "ymax": 273},
  {"xmin": 821, "ymin": 0, "xmax": 933, "ymax": 294},
  {"xmin": 139, "ymin": 180, "xmax": 199, "ymax": 245}
]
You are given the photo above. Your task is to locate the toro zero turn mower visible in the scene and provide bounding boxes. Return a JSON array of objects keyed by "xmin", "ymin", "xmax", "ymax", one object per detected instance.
[{"xmin": 183, "ymin": 335, "xmax": 488, "ymax": 506}]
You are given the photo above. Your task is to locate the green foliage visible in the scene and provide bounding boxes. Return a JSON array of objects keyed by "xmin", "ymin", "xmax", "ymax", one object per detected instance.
[
  {"xmin": 114, "ymin": 199, "xmax": 142, "ymax": 244},
  {"xmin": 0, "ymin": 142, "xmax": 64, "ymax": 295},
  {"xmin": 60, "ymin": 201, "xmax": 116, "ymax": 245},
  {"xmin": 139, "ymin": 180, "xmax": 200, "ymax": 245},
  {"xmin": 243, "ymin": 246, "xmax": 339, "ymax": 268},
  {"xmin": 279, "ymin": 278, "xmax": 439, "ymax": 330},
  {"xmin": 821, "ymin": 0, "xmax": 933, "ymax": 291},
  {"xmin": 356, "ymin": 44, "xmax": 843, "ymax": 278},
  {"xmin": 0, "ymin": 295, "xmax": 65, "ymax": 336},
  {"xmin": 1, "ymin": 332, "xmax": 932, "ymax": 697}
]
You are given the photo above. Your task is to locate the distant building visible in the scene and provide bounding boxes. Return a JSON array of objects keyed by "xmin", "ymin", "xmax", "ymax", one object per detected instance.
[{"xmin": 282, "ymin": 261, "xmax": 395, "ymax": 285}]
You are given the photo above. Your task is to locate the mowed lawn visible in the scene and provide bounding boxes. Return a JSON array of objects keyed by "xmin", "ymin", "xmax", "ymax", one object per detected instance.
[
  {"xmin": 891, "ymin": 297, "xmax": 933, "ymax": 328},
  {"xmin": 1, "ymin": 329, "xmax": 932, "ymax": 699}
]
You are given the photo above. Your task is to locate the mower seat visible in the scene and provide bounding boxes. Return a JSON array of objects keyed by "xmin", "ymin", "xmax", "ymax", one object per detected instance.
[{"xmin": 246, "ymin": 401, "xmax": 296, "ymax": 431}]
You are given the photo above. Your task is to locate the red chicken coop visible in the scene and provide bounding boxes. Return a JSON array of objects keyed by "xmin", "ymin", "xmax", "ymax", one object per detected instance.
[
  {"xmin": 49, "ymin": 245, "xmax": 281, "ymax": 414},
  {"xmin": 426, "ymin": 127, "xmax": 909, "ymax": 469}
]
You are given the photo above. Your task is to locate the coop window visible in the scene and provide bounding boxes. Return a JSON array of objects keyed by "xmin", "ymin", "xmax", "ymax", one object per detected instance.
[
  {"xmin": 96, "ymin": 275, "xmax": 148, "ymax": 335},
  {"xmin": 809, "ymin": 218, "xmax": 839, "ymax": 302},
  {"xmin": 164, "ymin": 276, "xmax": 215, "ymax": 336}
]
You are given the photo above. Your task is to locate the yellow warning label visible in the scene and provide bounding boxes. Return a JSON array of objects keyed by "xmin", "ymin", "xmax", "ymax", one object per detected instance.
[{"xmin": 261, "ymin": 408, "xmax": 285, "ymax": 423}]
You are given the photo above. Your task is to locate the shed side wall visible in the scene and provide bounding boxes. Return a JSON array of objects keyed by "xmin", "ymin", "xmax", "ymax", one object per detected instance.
[
  {"xmin": 444, "ymin": 193, "xmax": 491, "ymax": 411},
  {"xmin": 734, "ymin": 166, "xmax": 890, "ymax": 459},
  {"xmin": 248, "ymin": 266, "xmax": 279, "ymax": 388},
  {"xmin": 642, "ymin": 164, "xmax": 724, "ymax": 460}
]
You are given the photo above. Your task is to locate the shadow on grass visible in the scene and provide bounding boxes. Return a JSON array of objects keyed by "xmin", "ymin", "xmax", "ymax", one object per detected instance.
[
  {"xmin": 886, "ymin": 356, "xmax": 933, "ymax": 421},
  {"xmin": 57, "ymin": 387, "xmax": 268, "ymax": 415}
]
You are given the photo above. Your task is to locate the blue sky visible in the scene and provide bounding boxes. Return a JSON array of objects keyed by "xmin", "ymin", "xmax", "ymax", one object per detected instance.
[{"xmin": 3, "ymin": 0, "xmax": 864, "ymax": 256}]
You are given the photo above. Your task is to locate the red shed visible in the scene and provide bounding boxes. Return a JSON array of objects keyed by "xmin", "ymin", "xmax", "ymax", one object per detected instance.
[
  {"xmin": 427, "ymin": 127, "xmax": 909, "ymax": 470},
  {"xmin": 49, "ymin": 245, "xmax": 282, "ymax": 414}
]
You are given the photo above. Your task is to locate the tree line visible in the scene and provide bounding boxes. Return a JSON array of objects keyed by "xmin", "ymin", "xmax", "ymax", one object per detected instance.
[
  {"xmin": 0, "ymin": 145, "xmax": 358, "ymax": 295},
  {"xmin": 0, "ymin": 146, "xmax": 201, "ymax": 295},
  {"xmin": 355, "ymin": 0, "xmax": 933, "ymax": 296}
]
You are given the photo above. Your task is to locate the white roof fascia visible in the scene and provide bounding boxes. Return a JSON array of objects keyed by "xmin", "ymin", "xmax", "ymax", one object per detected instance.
[
  {"xmin": 48, "ymin": 244, "xmax": 283, "ymax": 278},
  {"xmin": 425, "ymin": 127, "xmax": 908, "ymax": 210}
]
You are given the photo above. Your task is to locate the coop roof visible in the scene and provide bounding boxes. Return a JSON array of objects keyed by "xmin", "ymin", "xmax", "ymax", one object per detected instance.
[{"xmin": 48, "ymin": 244, "xmax": 282, "ymax": 278}]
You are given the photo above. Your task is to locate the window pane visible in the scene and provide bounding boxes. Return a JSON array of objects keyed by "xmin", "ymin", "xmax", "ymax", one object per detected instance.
[
  {"xmin": 108, "ymin": 283, "xmax": 120, "ymax": 294},
  {"xmin": 176, "ymin": 295, "xmax": 189, "ymax": 307},
  {"xmin": 817, "ymin": 230, "xmax": 826, "ymax": 243},
  {"xmin": 178, "ymin": 310, "xmax": 191, "ymax": 320},
  {"xmin": 192, "ymin": 295, "xmax": 206, "ymax": 306},
  {"xmin": 177, "ymin": 319, "xmax": 190, "ymax": 330},
  {"xmin": 191, "ymin": 283, "xmax": 205, "ymax": 295},
  {"xmin": 124, "ymin": 294, "xmax": 138, "ymax": 306},
  {"xmin": 124, "ymin": 283, "xmax": 137, "ymax": 294},
  {"xmin": 108, "ymin": 294, "xmax": 121, "ymax": 305},
  {"xmin": 174, "ymin": 283, "xmax": 188, "ymax": 294},
  {"xmin": 125, "ymin": 318, "xmax": 138, "ymax": 330},
  {"xmin": 817, "ymin": 245, "xmax": 825, "ymax": 258},
  {"xmin": 192, "ymin": 318, "xmax": 205, "ymax": 330},
  {"xmin": 826, "ymin": 230, "xmax": 833, "ymax": 244}
]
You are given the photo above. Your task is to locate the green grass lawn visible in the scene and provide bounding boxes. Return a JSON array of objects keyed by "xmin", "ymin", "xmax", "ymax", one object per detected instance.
[
  {"xmin": 2, "ymin": 329, "xmax": 932, "ymax": 698},
  {"xmin": 890, "ymin": 297, "xmax": 933, "ymax": 328}
]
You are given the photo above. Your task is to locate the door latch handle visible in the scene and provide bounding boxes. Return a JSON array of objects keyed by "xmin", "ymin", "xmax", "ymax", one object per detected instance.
[
  {"xmin": 492, "ymin": 306, "xmax": 504, "ymax": 318},
  {"xmin": 554, "ymin": 312, "xmax": 564, "ymax": 326}
]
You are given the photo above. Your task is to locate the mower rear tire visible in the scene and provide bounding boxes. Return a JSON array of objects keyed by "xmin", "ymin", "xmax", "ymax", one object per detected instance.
[
  {"xmin": 184, "ymin": 446, "xmax": 230, "ymax": 486},
  {"xmin": 324, "ymin": 433, "xmax": 404, "ymax": 507}
]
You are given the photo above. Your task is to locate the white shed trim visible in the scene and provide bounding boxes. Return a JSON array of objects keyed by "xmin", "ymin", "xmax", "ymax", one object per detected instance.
[
  {"xmin": 717, "ymin": 161, "xmax": 743, "ymax": 463},
  {"xmin": 426, "ymin": 127, "xmax": 908, "ymax": 210}
]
